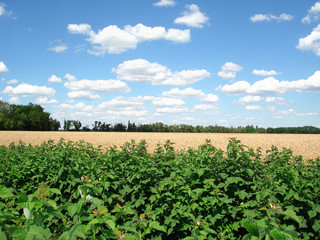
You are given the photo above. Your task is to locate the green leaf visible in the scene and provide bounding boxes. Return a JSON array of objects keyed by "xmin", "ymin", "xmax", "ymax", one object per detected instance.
[
  {"xmin": 23, "ymin": 208, "xmax": 31, "ymax": 220},
  {"xmin": 0, "ymin": 185, "xmax": 14, "ymax": 199},
  {"xmin": 313, "ymin": 220, "xmax": 320, "ymax": 232},
  {"xmin": 241, "ymin": 219, "xmax": 259, "ymax": 237},
  {"xmin": 25, "ymin": 225, "xmax": 52, "ymax": 240},
  {"xmin": 149, "ymin": 221, "xmax": 167, "ymax": 233},
  {"xmin": 308, "ymin": 210, "xmax": 317, "ymax": 219},
  {"xmin": 270, "ymin": 230, "xmax": 286, "ymax": 240},
  {"xmin": 282, "ymin": 209, "xmax": 301, "ymax": 224},
  {"xmin": 0, "ymin": 228, "xmax": 8, "ymax": 240},
  {"xmin": 50, "ymin": 188, "xmax": 61, "ymax": 195},
  {"xmin": 105, "ymin": 219, "xmax": 116, "ymax": 231}
]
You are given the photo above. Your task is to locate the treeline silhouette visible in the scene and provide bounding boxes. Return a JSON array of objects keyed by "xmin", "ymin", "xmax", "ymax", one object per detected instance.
[
  {"xmin": 64, "ymin": 120, "xmax": 320, "ymax": 134},
  {"xmin": 1, "ymin": 101, "xmax": 319, "ymax": 133}
]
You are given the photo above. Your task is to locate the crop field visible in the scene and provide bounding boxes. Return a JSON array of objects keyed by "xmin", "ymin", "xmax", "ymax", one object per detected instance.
[
  {"xmin": 0, "ymin": 131, "xmax": 320, "ymax": 159},
  {"xmin": 1, "ymin": 132, "xmax": 320, "ymax": 239}
]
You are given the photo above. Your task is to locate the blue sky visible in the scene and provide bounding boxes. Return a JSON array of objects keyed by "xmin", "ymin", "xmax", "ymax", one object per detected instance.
[{"xmin": 1, "ymin": 0, "xmax": 320, "ymax": 128}]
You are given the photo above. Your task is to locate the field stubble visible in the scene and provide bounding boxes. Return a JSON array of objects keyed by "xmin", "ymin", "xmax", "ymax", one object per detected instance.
[{"xmin": 0, "ymin": 131, "xmax": 320, "ymax": 159}]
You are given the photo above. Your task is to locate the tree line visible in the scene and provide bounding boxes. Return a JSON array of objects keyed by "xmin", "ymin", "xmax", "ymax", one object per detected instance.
[
  {"xmin": 1, "ymin": 100, "xmax": 319, "ymax": 134},
  {"xmin": 63, "ymin": 119, "xmax": 320, "ymax": 134},
  {"xmin": 0, "ymin": 101, "xmax": 60, "ymax": 131}
]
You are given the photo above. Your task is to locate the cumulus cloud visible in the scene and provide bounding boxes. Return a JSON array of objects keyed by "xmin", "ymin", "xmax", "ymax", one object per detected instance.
[
  {"xmin": 0, "ymin": 4, "xmax": 5, "ymax": 16},
  {"xmin": 48, "ymin": 75, "xmax": 62, "ymax": 83},
  {"xmin": 246, "ymin": 105, "xmax": 262, "ymax": 111},
  {"xmin": 236, "ymin": 95, "xmax": 263, "ymax": 104},
  {"xmin": 276, "ymin": 109, "xmax": 296, "ymax": 115},
  {"xmin": 3, "ymin": 83, "xmax": 55, "ymax": 97},
  {"xmin": 67, "ymin": 91, "xmax": 101, "ymax": 100},
  {"xmin": 174, "ymin": 4, "xmax": 209, "ymax": 28},
  {"xmin": 64, "ymin": 79, "xmax": 130, "ymax": 93},
  {"xmin": 0, "ymin": 3, "xmax": 12, "ymax": 17},
  {"xmin": 114, "ymin": 59, "xmax": 210, "ymax": 86},
  {"xmin": 218, "ymin": 71, "xmax": 320, "ymax": 95},
  {"xmin": 6, "ymin": 79, "xmax": 18, "ymax": 85},
  {"xmin": 68, "ymin": 23, "xmax": 190, "ymax": 55},
  {"xmin": 297, "ymin": 24, "xmax": 320, "ymax": 56},
  {"xmin": 218, "ymin": 62, "xmax": 242, "ymax": 80},
  {"xmin": 265, "ymin": 97, "xmax": 285, "ymax": 104},
  {"xmin": 64, "ymin": 73, "xmax": 77, "ymax": 81},
  {"xmin": 96, "ymin": 96, "xmax": 150, "ymax": 119},
  {"xmin": 152, "ymin": 97, "xmax": 185, "ymax": 107},
  {"xmin": 156, "ymin": 106, "xmax": 188, "ymax": 114},
  {"xmin": 35, "ymin": 97, "xmax": 58, "ymax": 104},
  {"xmin": 68, "ymin": 23, "xmax": 92, "ymax": 35},
  {"xmin": 252, "ymin": 69, "xmax": 280, "ymax": 76},
  {"xmin": 48, "ymin": 41, "xmax": 68, "ymax": 53},
  {"xmin": 0, "ymin": 61, "xmax": 8, "ymax": 73},
  {"xmin": 153, "ymin": 0, "xmax": 175, "ymax": 7},
  {"xmin": 250, "ymin": 13, "xmax": 293, "ymax": 22},
  {"xmin": 302, "ymin": 2, "xmax": 320, "ymax": 24},
  {"xmin": 162, "ymin": 87, "xmax": 219, "ymax": 103},
  {"xmin": 192, "ymin": 104, "xmax": 219, "ymax": 115},
  {"xmin": 8, "ymin": 97, "xmax": 21, "ymax": 104}
]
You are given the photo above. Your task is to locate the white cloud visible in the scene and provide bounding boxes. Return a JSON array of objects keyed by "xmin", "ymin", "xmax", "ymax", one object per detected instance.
[
  {"xmin": 162, "ymin": 87, "xmax": 218, "ymax": 103},
  {"xmin": 296, "ymin": 24, "xmax": 320, "ymax": 56},
  {"xmin": 68, "ymin": 23, "xmax": 190, "ymax": 55},
  {"xmin": 64, "ymin": 79, "xmax": 130, "ymax": 93},
  {"xmin": 163, "ymin": 87, "xmax": 204, "ymax": 98},
  {"xmin": 237, "ymin": 95, "xmax": 263, "ymax": 104},
  {"xmin": 174, "ymin": 4, "xmax": 209, "ymax": 28},
  {"xmin": 48, "ymin": 43, "xmax": 68, "ymax": 53},
  {"xmin": 217, "ymin": 81, "xmax": 251, "ymax": 94},
  {"xmin": 276, "ymin": 109, "xmax": 296, "ymax": 115},
  {"xmin": 48, "ymin": 75, "xmax": 62, "ymax": 83},
  {"xmin": 68, "ymin": 23, "xmax": 92, "ymax": 35},
  {"xmin": 302, "ymin": 2, "xmax": 320, "ymax": 24},
  {"xmin": 0, "ymin": 4, "xmax": 5, "ymax": 16},
  {"xmin": 0, "ymin": 3, "xmax": 12, "ymax": 17},
  {"xmin": 8, "ymin": 97, "xmax": 21, "ymax": 104},
  {"xmin": 0, "ymin": 61, "xmax": 8, "ymax": 73},
  {"xmin": 200, "ymin": 94, "xmax": 219, "ymax": 103},
  {"xmin": 192, "ymin": 104, "xmax": 219, "ymax": 115},
  {"xmin": 114, "ymin": 59, "xmax": 210, "ymax": 86},
  {"xmin": 3, "ymin": 83, "xmax": 55, "ymax": 97},
  {"xmin": 218, "ymin": 62, "xmax": 242, "ymax": 80},
  {"xmin": 252, "ymin": 69, "xmax": 280, "ymax": 76},
  {"xmin": 156, "ymin": 106, "xmax": 188, "ymax": 114},
  {"xmin": 64, "ymin": 73, "xmax": 77, "ymax": 81},
  {"xmin": 250, "ymin": 13, "xmax": 293, "ymax": 22},
  {"xmin": 265, "ymin": 97, "xmax": 285, "ymax": 104},
  {"xmin": 246, "ymin": 105, "xmax": 262, "ymax": 111},
  {"xmin": 297, "ymin": 112, "xmax": 319, "ymax": 116},
  {"xmin": 6, "ymin": 79, "xmax": 18, "ymax": 85},
  {"xmin": 35, "ymin": 97, "xmax": 58, "ymax": 104},
  {"xmin": 67, "ymin": 91, "xmax": 101, "ymax": 100},
  {"xmin": 152, "ymin": 97, "xmax": 185, "ymax": 107},
  {"xmin": 98, "ymin": 96, "xmax": 145, "ymax": 109},
  {"xmin": 219, "ymin": 71, "xmax": 320, "ymax": 95},
  {"xmin": 153, "ymin": 0, "xmax": 175, "ymax": 7},
  {"xmin": 267, "ymin": 106, "xmax": 276, "ymax": 112}
]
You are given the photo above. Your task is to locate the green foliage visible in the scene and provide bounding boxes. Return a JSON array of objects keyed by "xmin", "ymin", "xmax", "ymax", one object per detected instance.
[
  {"xmin": 0, "ymin": 138, "xmax": 319, "ymax": 239},
  {"xmin": 0, "ymin": 100, "xmax": 60, "ymax": 131}
]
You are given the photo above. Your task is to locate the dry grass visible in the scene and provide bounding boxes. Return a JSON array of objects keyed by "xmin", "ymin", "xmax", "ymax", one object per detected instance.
[{"xmin": 0, "ymin": 131, "xmax": 320, "ymax": 159}]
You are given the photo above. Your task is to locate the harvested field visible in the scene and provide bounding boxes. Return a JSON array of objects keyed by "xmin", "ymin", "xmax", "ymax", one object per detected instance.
[{"xmin": 0, "ymin": 131, "xmax": 320, "ymax": 159}]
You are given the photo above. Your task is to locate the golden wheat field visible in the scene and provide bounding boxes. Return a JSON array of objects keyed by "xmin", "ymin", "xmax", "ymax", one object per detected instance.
[{"xmin": 1, "ymin": 131, "xmax": 320, "ymax": 159}]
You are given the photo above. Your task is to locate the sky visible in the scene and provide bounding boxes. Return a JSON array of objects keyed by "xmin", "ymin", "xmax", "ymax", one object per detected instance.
[{"xmin": 1, "ymin": 0, "xmax": 320, "ymax": 128}]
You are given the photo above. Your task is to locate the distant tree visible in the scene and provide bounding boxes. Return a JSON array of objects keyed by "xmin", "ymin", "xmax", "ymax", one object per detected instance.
[
  {"xmin": 49, "ymin": 118, "xmax": 61, "ymax": 131},
  {"xmin": 72, "ymin": 120, "xmax": 82, "ymax": 131},
  {"xmin": 113, "ymin": 122, "xmax": 127, "ymax": 132}
]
